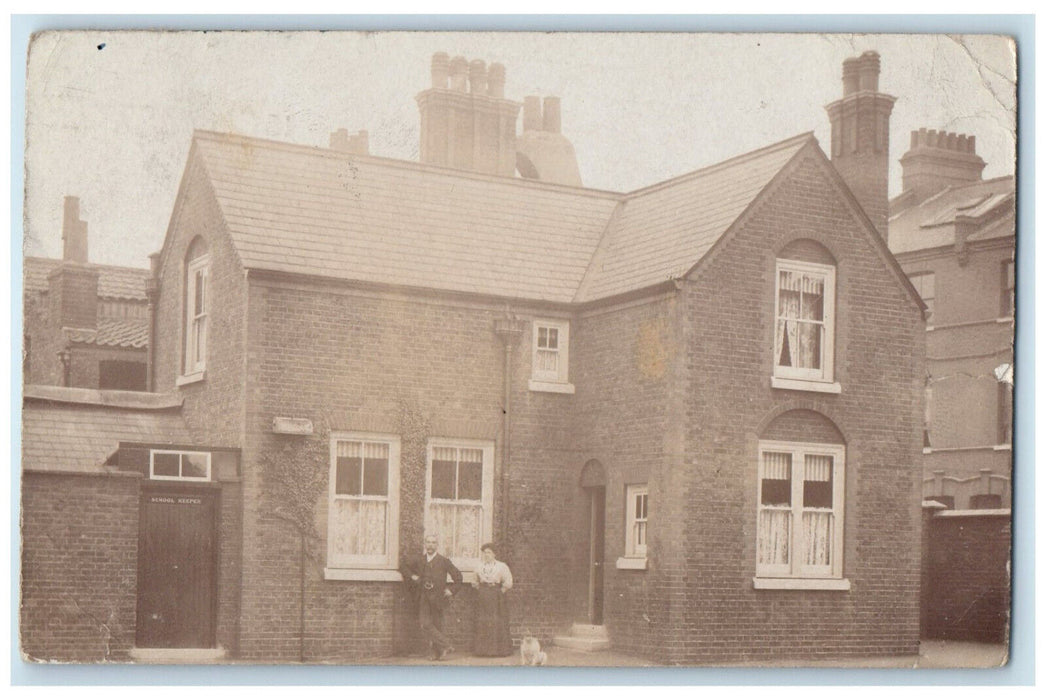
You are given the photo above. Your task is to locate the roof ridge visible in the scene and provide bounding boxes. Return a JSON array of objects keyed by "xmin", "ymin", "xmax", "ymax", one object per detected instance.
[
  {"xmin": 621, "ymin": 132, "xmax": 816, "ymax": 199},
  {"xmin": 23, "ymin": 256, "xmax": 150, "ymax": 273},
  {"xmin": 192, "ymin": 129, "xmax": 625, "ymax": 201}
]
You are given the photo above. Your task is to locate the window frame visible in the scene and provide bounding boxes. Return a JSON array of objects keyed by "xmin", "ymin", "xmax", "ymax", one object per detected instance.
[
  {"xmin": 326, "ymin": 432, "xmax": 401, "ymax": 572},
  {"xmin": 182, "ymin": 253, "xmax": 210, "ymax": 379},
  {"xmin": 149, "ymin": 449, "xmax": 212, "ymax": 482},
  {"xmin": 625, "ymin": 483, "xmax": 649, "ymax": 558},
  {"xmin": 529, "ymin": 319, "xmax": 574, "ymax": 393},
  {"xmin": 424, "ymin": 438, "xmax": 495, "ymax": 573},
  {"xmin": 1001, "ymin": 259, "xmax": 1015, "ymax": 318},
  {"xmin": 755, "ymin": 440, "xmax": 846, "ymax": 583},
  {"xmin": 772, "ymin": 259, "xmax": 837, "ymax": 389},
  {"xmin": 907, "ymin": 271, "xmax": 936, "ymax": 324}
]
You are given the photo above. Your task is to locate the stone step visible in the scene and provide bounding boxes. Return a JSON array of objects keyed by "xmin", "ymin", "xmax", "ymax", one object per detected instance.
[
  {"xmin": 129, "ymin": 646, "xmax": 227, "ymax": 664},
  {"xmin": 551, "ymin": 634, "xmax": 611, "ymax": 652},
  {"xmin": 570, "ymin": 623, "xmax": 609, "ymax": 639}
]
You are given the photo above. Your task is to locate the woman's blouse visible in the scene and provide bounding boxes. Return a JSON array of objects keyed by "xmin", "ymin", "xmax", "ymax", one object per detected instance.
[{"xmin": 476, "ymin": 559, "xmax": 513, "ymax": 589}]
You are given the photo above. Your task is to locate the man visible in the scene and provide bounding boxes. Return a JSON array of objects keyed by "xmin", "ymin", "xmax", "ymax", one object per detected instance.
[{"xmin": 401, "ymin": 533, "xmax": 463, "ymax": 660}]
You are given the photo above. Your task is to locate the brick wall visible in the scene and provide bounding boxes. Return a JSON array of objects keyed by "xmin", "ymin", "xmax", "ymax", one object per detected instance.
[
  {"xmin": 922, "ymin": 511, "xmax": 1011, "ymax": 642},
  {"xmin": 20, "ymin": 472, "xmax": 141, "ymax": 661},
  {"xmin": 673, "ymin": 152, "xmax": 924, "ymax": 663},
  {"xmin": 572, "ymin": 295, "xmax": 686, "ymax": 659},
  {"xmin": 49, "ymin": 265, "xmax": 99, "ymax": 330},
  {"xmin": 153, "ymin": 155, "xmax": 247, "ymax": 449},
  {"xmin": 234, "ymin": 279, "xmax": 582, "ymax": 661}
]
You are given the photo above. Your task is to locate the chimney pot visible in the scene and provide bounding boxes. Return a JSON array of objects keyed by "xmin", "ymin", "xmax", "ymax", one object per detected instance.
[
  {"xmin": 542, "ymin": 96, "xmax": 561, "ymax": 134},
  {"xmin": 431, "ymin": 52, "xmax": 450, "ymax": 89},
  {"xmin": 967, "ymin": 135, "xmax": 976, "ymax": 154},
  {"xmin": 469, "ymin": 59, "xmax": 487, "ymax": 94},
  {"xmin": 449, "ymin": 56, "xmax": 468, "ymax": 92},
  {"xmin": 842, "ymin": 57, "xmax": 860, "ymax": 95},
  {"xmin": 523, "ymin": 96, "xmax": 542, "ymax": 132},
  {"xmin": 857, "ymin": 51, "xmax": 880, "ymax": 92},
  {"xmin": 488, "ymin": 62, "xmax": 506, "ymax": 98}
]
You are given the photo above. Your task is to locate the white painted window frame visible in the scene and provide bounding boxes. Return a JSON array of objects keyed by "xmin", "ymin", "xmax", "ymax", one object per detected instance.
[
  {"xmin": 755, "ymin": 440, "xmax": 846, "ymax": 585},
  {"xmin": 529, "ymin": 318, "xmax": 574, "ymax": 393},
  {"xmin": 772, "ymin": 259, "xmax": 837, "ymax": 390},
  {"xmin": 325, "ymin": 432, "xmax": 401, "ymax": 574},
  {"xmin": 424, "ymin": 438, "xmax": 495, "ymax": 573},
  {"xmin": 625, "ymin": 484, "xmax": 648, "ymax": 558},
  {"xmin": 149, "ymin": 449, "xmax": 212, "ymax": 482},
  {"xmin": 182, "ymin": 254, "xmax": 210, "ymax": 379}
]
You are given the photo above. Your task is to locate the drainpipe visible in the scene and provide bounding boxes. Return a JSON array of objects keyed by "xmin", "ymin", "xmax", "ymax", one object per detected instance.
[
  {"xmin": 145, "ymin": 253, "xmax": 161, "ymax": 391},
  {"xmin": 494, "ymin": 313, "xmax": 525, "ymax": 549}
]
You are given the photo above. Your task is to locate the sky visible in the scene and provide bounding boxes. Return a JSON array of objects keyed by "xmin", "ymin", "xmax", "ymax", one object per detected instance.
[{"xmin": 22, "ymin": 31, "xmax": 1016, "ymax": 269}]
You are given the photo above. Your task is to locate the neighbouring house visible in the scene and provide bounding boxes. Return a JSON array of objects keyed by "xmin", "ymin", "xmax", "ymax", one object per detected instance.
[
  {"xmin": 887, "ymin": 130, "xmax": 1015, "ymax": 511},
  {"xmin": 886, "ymin": 130, "xmax": 1015, "ymax": 644},
  {"xmin": 21, "ymin": 50, "xmax": 926, "ymax": 664},
  {"xmin": 23, "ymin": 196, "xmax": 151, "ymax": 391}
]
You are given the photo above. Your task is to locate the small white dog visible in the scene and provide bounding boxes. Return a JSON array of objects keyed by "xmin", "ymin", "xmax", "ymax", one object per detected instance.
[{"xmin": 519, "ymin": 636, "xmax": 547, "ymax": 666}]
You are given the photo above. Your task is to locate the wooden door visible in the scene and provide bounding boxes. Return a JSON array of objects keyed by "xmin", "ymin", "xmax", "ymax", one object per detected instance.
[
  {"xmin": 136, "ymin": 485, "xmax": 218, "ymax": 648},
  {"xmin": 587, "ymin": 486, "xmax": 605, "ymax": 625}
]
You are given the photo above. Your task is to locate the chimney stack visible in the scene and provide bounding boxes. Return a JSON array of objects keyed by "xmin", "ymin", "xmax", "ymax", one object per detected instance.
[
  {"xmin": 62, "ymin": 196, "xmax": 88, "ymax": 264},
  {"xmin": 825, "ymin": 51, "xmax": 896, "ymax": 236},
  {"xmin": 899, "ymin": 127, "xmax": 986, "ymax": 205},
  {"xmin": 416, "ymin": 52, "xmax": 522, "ymax": 177},
  {"xmin": 49, "ymin": 196, "xmax": 98, "ymax": 329}
]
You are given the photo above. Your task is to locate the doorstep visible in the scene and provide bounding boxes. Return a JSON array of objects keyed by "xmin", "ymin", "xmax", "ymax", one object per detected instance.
[{"xmin": 128, "ymin": 646, "xmax": 227, "ymax": 664}]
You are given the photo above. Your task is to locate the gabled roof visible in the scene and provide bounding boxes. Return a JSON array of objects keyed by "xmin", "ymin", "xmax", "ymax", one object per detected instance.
[
  {"xmin": 888, "ymin": 176, "xmax": 1015, "ymax": 255},
  {"xmin": 23, "ymin": 257, "xmax": 150, "ymax": 300},
  {"xmin": 576, "ymin": 134, "xmax": 813, "ymax": 302},
  {"xmin": 65, "ymin": 318, "xmax": 150, "ymax": 348},
  {"xmin": 187, "ymin": 130, "xmax": 815, "ymax": 304},
  {"xmin": 22, "ymin": 386, "xmax": 191, "ymax": 474}
]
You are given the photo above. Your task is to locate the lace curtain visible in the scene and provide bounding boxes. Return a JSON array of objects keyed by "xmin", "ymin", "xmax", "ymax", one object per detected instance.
[
  {"xmin": 331, "ymin": 440, "xmax": 389, "ymax": 559},
  {"xmin": 776, "ymin": 270, "xmax": 824, "ymax": 370}
]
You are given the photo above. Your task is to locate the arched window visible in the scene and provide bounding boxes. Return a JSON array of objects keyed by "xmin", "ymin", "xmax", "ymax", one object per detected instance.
[
  {"xmin": 772, "ymin": 240, "xmax": 839, "ymax": 393},
  {"xmin": 183, "ymin": 237, "xmax": 210, "ymax": 377},
  {"xmin": 755, "ymin": 409, "xmax": 847, "ymax": 588}
]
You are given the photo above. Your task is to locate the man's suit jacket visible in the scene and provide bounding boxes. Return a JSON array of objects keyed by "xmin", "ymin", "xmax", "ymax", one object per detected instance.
[{"xmin": 401, "ymin": 552, "xmax": 463, "ymax": 608}]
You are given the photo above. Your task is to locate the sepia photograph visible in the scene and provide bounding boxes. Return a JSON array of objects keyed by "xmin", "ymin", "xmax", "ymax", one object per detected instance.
[{"xmin": 17, "ymin": 29, "xmax": 1018, "ymax": 671}]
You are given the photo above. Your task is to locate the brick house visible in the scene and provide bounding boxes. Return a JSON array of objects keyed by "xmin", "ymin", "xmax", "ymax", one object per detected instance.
[
  {"xmin": 23, "ymin": 196, "xmax": 151, "ymax": 391},
  {"xmin": 887, "ymin": 131, "xmax": 1015, "ymax": 510},
  {"xmin": 21, "ymin": 50, "xmax": 926, "ymax": 664}
]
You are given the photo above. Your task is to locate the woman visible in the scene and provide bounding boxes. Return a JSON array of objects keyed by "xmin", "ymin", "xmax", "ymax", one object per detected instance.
[{"xmin": 471, "ymin": 542, "xmax": 514, "ymax": 657}]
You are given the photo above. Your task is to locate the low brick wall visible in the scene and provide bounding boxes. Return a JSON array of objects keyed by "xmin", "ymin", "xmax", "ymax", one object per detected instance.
[
  {"xmin": 921, "ymin": 508, "xmax": 1011, "ymax": 643},
  {"xmin": 20, "ymin": 471, "xmax": 141, "ymax": 661}
]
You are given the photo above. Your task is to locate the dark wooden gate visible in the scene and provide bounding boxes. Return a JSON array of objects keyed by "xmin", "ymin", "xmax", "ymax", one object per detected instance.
[{"xmin": 136, "ymin": 483, "xmax": 218, "ymax": 648}]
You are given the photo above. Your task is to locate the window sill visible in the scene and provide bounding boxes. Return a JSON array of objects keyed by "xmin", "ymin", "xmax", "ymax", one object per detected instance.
[
  {"xmin": 528, "ymin": 379, "xmax": 576, "ymax": 394},
  {"xmin": 324, "ymin": 568, "xmax": 403, "ymax": 582},
  {"xmin": 615, "ymin": 557, "xmax": 648, "ymax": 570},
  {"xmin": 176, "ymin": 372, "xmax": 206, "ymax": 387},
  {"xmin": 753, "ymin": 577, "xmax": 850, "ymax": 590},
  {"xmin": 993, "ymin": 444, "xmax": 1012, "ymax": 452},
  {"xmin": 770, "ymin": 377, "xmax": 841, "ymax": 394}
]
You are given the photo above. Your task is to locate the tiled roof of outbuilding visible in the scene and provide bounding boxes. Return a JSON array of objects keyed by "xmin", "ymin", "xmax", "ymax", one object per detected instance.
[
  {"xmin": 23, "ymin": 257, "xmax": 150, "ymax": 300},
  {"xmin": 22, "ymin": 387, "xmax": 191, "ymax": 475},
  {"xmin": 191, "ymin": 130, "xmax": 816, "ymax": 304},
  {"xmin": 65, "ymin": 318, "xmax": 150, "ymax": 348}
]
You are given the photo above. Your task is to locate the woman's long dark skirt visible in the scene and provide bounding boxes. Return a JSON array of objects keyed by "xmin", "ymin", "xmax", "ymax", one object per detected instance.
[{"xmin": 473, "ymin": 585, "xmax": 513, "ymax": 657}]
